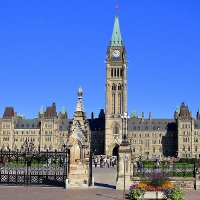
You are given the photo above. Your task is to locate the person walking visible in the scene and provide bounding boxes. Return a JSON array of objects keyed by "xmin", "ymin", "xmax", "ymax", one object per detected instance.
[
  {"xmin": 138, "ymin": 156, "xmax": 142, "ymax": 172},
  {"xmin": 100, "ymin": 156, "xmax": 103, "ymax": 168},
  {"xmin": 156, "ymin": 157, "xmax": 160, "ymax": 169},
  {"xmin": 48, "ymin": 157, "xmax": 52, "ymax": 167},
  {"xmin": 94, "ymin": 157, "xmax": 98, "ymax": 168},
  {"xmin": 169, "ymin": 157, "xmax": 173, "ymax": 167},
  {"xmin": 106, "ymin": 156, "xmax": 110, "ymax": 168},
  {"xmin": 1, "ymin": 156, "xmax": 6, "ymax": 168},
  {"xmin": 103, "ymin": 157, "xmax": 106, "ymax": 168}
]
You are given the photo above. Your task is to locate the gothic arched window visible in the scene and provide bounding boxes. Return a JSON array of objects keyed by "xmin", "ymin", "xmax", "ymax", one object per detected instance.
[
  {"xmin": 112, "ymin": 84, "xmax": 116, "ymax": 90},
  {"xmin": 112, "ymin": 93, "xmax": 115, "ymax": 114},
  {"xmin": 113, "ymin": 125, "xmax": 119, "ymax": 134},
  {"xmin": 118, "ymin": 93, "xmax": 121, "ymax": 114}
]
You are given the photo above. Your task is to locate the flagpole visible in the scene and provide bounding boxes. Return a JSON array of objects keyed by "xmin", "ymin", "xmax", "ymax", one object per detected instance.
[{"xmin": 116, "ymin": 3, "xmax": 118, "ymax": 15}]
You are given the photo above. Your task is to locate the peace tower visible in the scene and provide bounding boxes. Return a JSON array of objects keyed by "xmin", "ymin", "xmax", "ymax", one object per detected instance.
[{"xmin": 105, "ymin": 14, "xmax": 128, "ymax": 156}]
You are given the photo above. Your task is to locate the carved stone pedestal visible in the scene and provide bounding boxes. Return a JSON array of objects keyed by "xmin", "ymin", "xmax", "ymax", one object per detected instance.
[
  {"xmin": 116, "ymin": 141, "xmax": 132, "ymax": 190},
  {"xmin": 68, "ymin": 164, "xmax": 89, "ymax": 188}
]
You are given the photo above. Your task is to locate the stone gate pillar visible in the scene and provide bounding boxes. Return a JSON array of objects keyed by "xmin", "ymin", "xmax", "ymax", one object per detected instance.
[
  {"xmin": 116, "ymin": 141, "xmax": 132, "ymax": 190},
  {"xmin": 195, "ymin": 162, "xmax": 200, "ymax": 189},
  {"xmin": 66, "ymin": 87, "xmax": 91, "ymax": 188}
]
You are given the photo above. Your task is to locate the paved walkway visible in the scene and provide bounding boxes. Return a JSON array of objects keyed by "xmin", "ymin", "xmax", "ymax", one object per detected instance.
[
  {"xmin": 0, "ymin": 186, "xmax": 200, "ymax": 200},
  {"xmin": 0, "ymin": 167, "xmax": 200, "ymax": 199}
]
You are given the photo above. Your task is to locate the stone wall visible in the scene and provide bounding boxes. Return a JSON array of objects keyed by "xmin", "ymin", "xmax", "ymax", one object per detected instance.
[{"xmin": 131, "ymin": 177, "xmax": 195, "ymax": 189}]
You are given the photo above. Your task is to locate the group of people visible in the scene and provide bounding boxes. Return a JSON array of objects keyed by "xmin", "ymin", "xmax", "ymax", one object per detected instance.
[
  {"xmin": 93, "ymin": 155, "xmax": 117, "ymax": 168},
  {"xmin": 133, "ymin": 156, "xmax": 174, "ymax": 172},
  {"xmin": 43, "ymin": 157, "xmax": 66, "ymax": 168}
]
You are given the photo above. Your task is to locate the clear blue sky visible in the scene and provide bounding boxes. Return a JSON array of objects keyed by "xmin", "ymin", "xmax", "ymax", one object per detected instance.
[{"xmin": 0, "ymin": 1, "xmax": 200, "ymax": 119}]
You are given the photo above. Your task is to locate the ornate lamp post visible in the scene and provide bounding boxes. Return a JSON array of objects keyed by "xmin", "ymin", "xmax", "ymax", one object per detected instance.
[
  {"xmin": 121, "ymin": 112, "xmax": 129, "ymax": 143},
  {"xmin": 20, "ymin": 139, "xmax": 35, "ymax": 165},
  {"xmin": 20, "ymin": 139, "xmax": 35, "ymax": 185},
  {"xmin": 62, "ymin": 144, "xmax": 69, "ymax": 188}
]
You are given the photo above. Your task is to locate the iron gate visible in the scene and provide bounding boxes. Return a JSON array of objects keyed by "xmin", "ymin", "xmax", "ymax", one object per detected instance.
[{"xmin": 0, "ymin": 149, "xmax": 69, "ymax": 187}]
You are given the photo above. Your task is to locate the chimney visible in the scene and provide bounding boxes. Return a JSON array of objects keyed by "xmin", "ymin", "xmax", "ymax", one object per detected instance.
[
  {"xmin": 149, "ymin": 112, "xmax": 152, "ymax": 122},
  {"xmin": 142, "ymin": 112, "xmax": 144, "ymax": 122},
  {"xmin": 91, "ymin": 112, "xmax": 94, "ymax": 121}
]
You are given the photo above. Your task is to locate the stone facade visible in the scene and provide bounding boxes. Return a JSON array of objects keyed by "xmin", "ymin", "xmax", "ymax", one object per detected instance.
[{"xmin": 1, "ymin": 14, "xmax": 200, "ymax": 160}]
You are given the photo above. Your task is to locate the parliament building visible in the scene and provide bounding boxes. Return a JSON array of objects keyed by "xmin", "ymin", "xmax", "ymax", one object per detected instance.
[{"xmin": 1, "ymin": 14, "xmax": 200, "ymax": 160}]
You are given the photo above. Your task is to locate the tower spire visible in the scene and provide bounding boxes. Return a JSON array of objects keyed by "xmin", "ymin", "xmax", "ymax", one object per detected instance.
[{"xmin": 111, "ymin": 6, "xmax": 122, "ymax": 46}]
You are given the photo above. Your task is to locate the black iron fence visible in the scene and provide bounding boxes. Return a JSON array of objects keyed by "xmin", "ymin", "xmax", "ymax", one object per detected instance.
[
  {"xmin": 0, "ymin": 149, "xmax": 69, "ymax": 187},
  {"xmin": 133, "ymin": 162, "xmax": 195, "ymax": 178}
]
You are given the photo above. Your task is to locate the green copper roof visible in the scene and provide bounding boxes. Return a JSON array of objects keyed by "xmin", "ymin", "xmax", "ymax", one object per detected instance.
[
  {"xmin": 61, "ymin": 106, "xmax": 66, "ymax": 114},
  {"xmin": 176, "ymin": 106, "xmax": 180, "ymax": 114},
  {"xmin": 40, "ymin": 106, "xmax": 44, "ymax": 114},
  {"xmin": 131, "ymin": 109, "xmax": 138, "ymax": 118},
  {"xmin": 19, "ymin": 114, "xmax": 25, "ymax": 119},
  {"xmin": 111, "ymin": 15, "xmax": 122, "ymax": 46}
]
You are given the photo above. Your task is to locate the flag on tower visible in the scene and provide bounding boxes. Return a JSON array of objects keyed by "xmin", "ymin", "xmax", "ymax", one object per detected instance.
[{"xmin": 116, "ymin": 3, "xmax": 118, "ymax": 10}]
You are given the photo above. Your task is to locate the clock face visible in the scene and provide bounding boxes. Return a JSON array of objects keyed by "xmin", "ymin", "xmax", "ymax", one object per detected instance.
[{"xmin": 112, "ymin": 50, "xmax": 120, "ymax": 57}]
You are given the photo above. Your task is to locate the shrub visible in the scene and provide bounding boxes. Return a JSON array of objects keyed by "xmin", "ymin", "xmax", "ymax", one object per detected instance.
[
  {"xmin": 129, "ymin": 185, "xmax": 144, "ymax": 200},
  {"xmin": 163, "ymin": 188, "xmax": 184, "ymax": 200},
  {"xmin": 139, "ymin": 171, "xmax": 169, "ymax": 188}
]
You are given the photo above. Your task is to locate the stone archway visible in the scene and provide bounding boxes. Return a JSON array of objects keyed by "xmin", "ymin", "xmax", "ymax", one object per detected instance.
[{"xmin": 112, "ymin": 144, "xmax": 119, "ymax": 161}]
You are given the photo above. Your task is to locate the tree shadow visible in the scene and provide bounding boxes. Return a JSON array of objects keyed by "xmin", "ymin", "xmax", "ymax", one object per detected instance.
[{"xmin": 94, "ymin": 182, "xmax": 116, "ymax": 189}]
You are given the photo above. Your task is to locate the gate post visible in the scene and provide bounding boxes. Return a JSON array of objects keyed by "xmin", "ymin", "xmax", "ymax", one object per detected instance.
[
  {"xmin": 65, "ymin": 147, "xmax": 69, "ymax": 189},
  {"xmin": 89, "ymin": 151, "xmax": 93, "ymax": 186},
  {"xmin": 116, "ymin": 141, "xmax": 132, "ymax": 190},
  {"xmin": 195, "ymin": 160, "xmax": 200, "ymax": 189}
]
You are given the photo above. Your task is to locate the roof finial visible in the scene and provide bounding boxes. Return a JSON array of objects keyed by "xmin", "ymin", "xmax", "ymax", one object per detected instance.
[{"xmin": 75, "ymin": 86, "xmax": 84, "ymax": 112}]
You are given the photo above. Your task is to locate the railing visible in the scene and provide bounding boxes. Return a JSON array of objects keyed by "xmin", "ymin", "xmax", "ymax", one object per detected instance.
[
  {"xmin": 0, "ymin": 149, "xmax": 68, "ymax": 187},
  {"xmin": 132, "ymin": 163, "xmax": 195, "ymax": 178}
]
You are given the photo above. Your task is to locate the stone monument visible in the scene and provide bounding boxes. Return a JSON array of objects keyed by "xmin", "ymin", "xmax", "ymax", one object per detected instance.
[{"xmin": 67, "ymin": 87, "xmax": 91, "ymax": 188}]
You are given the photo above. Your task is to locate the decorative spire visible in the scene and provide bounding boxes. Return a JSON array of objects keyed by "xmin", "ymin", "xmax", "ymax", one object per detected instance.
[
  {"xmin": 175, "ymin": 106, "xmax": 180, "ymax": 114},
  {"xmin": 131, "ymin": 109, "xmax": 138, "ymax": 118},
  {"xmin": 111, "ymin": 14, "xmax": 122, "ymax": 46},
  {"xmin": 61, "ymin": 106, "xmax": 66, "ymax": 114},
  {"xmin": 75, "ymin": 86, "xmax": 84, "ymax": 112},
  {"xmin": 40, "ymin": 106, "xmax": 44, "ymax": 114}
]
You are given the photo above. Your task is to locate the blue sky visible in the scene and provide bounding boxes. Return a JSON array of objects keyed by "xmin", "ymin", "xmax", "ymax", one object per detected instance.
[{"xmin": 0, "ymin": 1, "xmax": 200, "ymax": 119}]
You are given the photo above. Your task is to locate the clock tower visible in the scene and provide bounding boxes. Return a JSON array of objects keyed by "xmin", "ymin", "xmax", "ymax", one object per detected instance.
[{"xmin": 105, "ymin": 14, "xmax": 128, "ymax": 156}]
